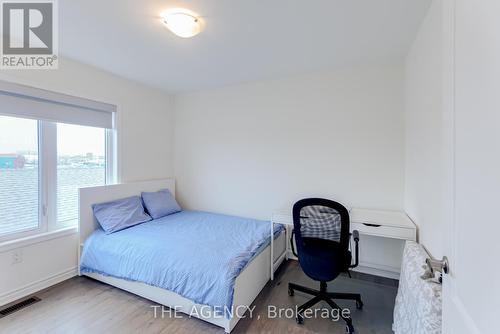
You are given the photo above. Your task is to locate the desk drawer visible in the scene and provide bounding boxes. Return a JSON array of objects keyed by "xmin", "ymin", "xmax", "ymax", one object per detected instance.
[{"xmin": 351, "ymin": 222, "xmax": 415, "ymax": 241}]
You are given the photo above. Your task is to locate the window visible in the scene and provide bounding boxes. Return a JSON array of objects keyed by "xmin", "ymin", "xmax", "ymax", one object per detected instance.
[
  {"xmin": 0, "ymin": 82, "xmax": 116, "ymax": 242},
  {"xmin": 0, "ymin": 116, "xmax": 39, "ymax": 236},
  {"xmin": 57, "ymin": 124, "xmax": 106, "ymax": 227}
]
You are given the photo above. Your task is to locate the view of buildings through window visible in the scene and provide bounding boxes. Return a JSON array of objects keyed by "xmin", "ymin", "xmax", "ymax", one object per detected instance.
[
  {"xmin": 0, "ymin": 115, "xmax": 106, "ymax": 237},
  {"xmin": 0, "ymin": 116, "xmax": 39, "ymax": 235},
  {"xmin": 57, "ymin": 123, "xmax": 106, "ymax": 227}
]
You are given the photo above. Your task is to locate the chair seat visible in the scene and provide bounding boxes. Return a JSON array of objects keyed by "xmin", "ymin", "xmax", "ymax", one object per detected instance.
[{"xmin": 298, "ymin": 238, "xmax": 352, "ymax": 282}]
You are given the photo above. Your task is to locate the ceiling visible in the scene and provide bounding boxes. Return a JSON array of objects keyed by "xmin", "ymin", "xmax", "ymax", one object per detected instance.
[{"xmin": 59, "ymin": 0, "xmax": 431, "ymax": 93}]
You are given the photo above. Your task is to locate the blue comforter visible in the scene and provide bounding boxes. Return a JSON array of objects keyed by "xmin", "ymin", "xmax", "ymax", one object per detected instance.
[{"xmin": 80, "ymin": 210, "xmax": 283, "ymax": 317}]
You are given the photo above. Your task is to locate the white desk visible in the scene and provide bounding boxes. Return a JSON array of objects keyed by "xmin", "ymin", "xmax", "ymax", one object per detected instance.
[
  {"xmin": 349, "ymin": 208, "xmax": 416, "ymax": 241},
  {"xmin": 270, "ymin": 212, "xmax": 295, "ymax": 280},
  {"xmin": 270, "ymin": 208, "xmax": 416, "ymax": 280}
]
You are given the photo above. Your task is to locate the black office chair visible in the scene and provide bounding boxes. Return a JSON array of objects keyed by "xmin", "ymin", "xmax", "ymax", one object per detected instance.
[{"xmin": 288, "ymin": 198, "xmax": 363, "ymax": 333}]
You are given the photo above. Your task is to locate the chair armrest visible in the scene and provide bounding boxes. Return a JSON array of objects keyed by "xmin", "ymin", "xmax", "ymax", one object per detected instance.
[
  {"xmin": 349, "ymin": 230, "xmax": 360, "ymax": 269},
  {"xmin": 290, "ymin": 230, "xmax": 298, "ymax": 257}
]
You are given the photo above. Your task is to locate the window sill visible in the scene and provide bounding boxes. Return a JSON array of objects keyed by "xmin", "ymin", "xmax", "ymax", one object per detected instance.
[{"xmin": 0, "ymin": 227, "xmax": 78, "ymax": 253}]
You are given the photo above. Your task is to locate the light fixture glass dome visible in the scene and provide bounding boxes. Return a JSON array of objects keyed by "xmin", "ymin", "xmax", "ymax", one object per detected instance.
[{"xmin": 162, "ymin": 11, "xmax": 201, "ymax": 38}]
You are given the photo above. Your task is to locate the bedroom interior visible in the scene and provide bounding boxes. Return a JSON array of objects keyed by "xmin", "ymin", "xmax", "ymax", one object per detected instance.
[{"xmin": 0, "ymin": 1, "xmax": 498, "ymax": 334}]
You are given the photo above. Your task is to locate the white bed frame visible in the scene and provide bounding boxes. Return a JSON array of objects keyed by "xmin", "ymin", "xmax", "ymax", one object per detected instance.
[{"xmin": 78, "ymin": 179, "xmax": 286, "ymax": 333}]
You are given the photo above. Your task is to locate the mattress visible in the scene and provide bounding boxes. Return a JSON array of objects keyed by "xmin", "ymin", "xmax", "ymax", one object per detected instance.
[{"xmin": 80, "ymin": 210, "xmax": 284, "ymax": 317}]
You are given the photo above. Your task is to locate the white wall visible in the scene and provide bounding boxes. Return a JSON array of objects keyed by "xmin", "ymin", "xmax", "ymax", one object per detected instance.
[
  {"xmin": 0, "ymin": 58, "xmax": 174, "ymax": 305},
  {"xmin": 404, "ymin": 0, "xmax": 445, "ymax": 258},
  {"xmin": 174, "ymin": 65, "xmax": 405, "ymax": 220}
]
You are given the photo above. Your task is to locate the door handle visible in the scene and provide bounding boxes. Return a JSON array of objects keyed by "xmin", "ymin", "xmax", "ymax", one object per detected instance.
[
  {"xmin": 421, "ymin": 256, "xmax": 449, "ymax": 283},
  {"xmin": 427, "ymin": 256, "xmax": 449, "ymax": 274},
  {"xmin": 362, "ymin": 223, "xmax": 381, "ymax": 227}
]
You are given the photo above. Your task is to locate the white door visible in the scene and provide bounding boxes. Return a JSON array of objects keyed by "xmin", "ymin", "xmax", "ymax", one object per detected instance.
[{"xmin": 441, "ymin": 1, "xmax": 500, "ymax": 333}]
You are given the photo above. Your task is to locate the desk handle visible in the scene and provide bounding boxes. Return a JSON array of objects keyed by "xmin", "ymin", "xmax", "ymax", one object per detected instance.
[{"xmin": 362, "ymin": 223, "xmax": 381, "ymax": 227}]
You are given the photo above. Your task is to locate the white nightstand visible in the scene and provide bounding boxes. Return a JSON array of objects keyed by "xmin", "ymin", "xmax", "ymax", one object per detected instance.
[{"xmin": 270, "ymin": 208, "xmax": 417, "ymax": 280}]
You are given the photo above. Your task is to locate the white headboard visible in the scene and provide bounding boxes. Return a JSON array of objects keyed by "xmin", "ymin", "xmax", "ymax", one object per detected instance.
[{"xmin": 78, "ymin": 178, "xmax": 175, "ymax": 248}]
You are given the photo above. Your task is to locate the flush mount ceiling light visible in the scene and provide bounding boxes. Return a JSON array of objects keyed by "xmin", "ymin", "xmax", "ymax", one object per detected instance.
[{"xmin": 161, "ymin": 10, "xmax": 202, "ymax": 38}]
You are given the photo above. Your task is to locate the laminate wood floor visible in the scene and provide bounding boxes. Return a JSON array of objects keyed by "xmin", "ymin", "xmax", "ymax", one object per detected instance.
[{"xmin": 0, "ymin": 261, "xmax": 397, "ymax": 334}]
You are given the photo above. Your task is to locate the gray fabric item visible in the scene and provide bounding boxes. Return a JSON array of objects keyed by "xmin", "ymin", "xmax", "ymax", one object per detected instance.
[
  {"xmin": 393, "ymin": 241, "xmax": 442, "ymax": 334},
  {"xmin": 299, "ymin": 205, "xmax": 341, "ymax": 242}
]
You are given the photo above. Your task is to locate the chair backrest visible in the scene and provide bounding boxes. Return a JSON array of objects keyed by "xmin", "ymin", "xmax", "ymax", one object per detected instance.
[{"xmin": 293, "ymin": 198, "xmax": 350, "ymax": 253}]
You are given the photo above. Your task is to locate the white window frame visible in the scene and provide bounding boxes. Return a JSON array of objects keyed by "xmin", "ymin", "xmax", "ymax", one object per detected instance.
[
  {"xmin": 0, "ymin": 119, "xmax": 116, "ymax": 243},
  {"xmin": 0, "ymin": 82, "xmax": 117, "ymax": 243},
  {"xmin": 105, "ymin": 119, "xmax": 118, "ymax": 185}
]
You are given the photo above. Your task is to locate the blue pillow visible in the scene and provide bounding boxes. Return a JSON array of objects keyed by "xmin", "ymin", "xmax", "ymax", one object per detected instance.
[
  {"xmin": 92, "ymin": 196, "xmax": 152, "ymax": 234},
  {"xmin": 141, "ymin": 189, "xmax": 181, "ymax": 219}
]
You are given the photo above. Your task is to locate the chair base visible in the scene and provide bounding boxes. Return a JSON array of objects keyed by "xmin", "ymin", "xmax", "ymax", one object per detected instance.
[{"xmin": 288, "ymin": 281, "xmax": 363, "ymax": 333}]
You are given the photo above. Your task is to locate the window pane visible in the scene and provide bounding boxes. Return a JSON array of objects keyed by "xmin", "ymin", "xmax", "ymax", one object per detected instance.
[
  {"xmin": 0, "ymin": 115, "xmax": 39, "ymax": 236},
  {"xmin": 57, "ymin": 123, "xmax": 106, "ymax": 227}
]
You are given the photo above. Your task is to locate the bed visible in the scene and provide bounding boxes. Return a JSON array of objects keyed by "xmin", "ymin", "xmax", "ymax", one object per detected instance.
[{"xmin": 78, "ymin": 179, "xmax": 287, "ymax": 333}]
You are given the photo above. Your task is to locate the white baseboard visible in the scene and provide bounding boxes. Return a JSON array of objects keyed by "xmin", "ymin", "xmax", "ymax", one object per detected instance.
[
  {"xmin": 286, "ymin": 256, "xmax": 400, "ymax": 280},
  {"xmin": 0, "ymin": 267, "xmax": 77, "ymax": 307},
  {"xmin": 353, "ymin": 263, "xmax": 400, "ymax": 280}
]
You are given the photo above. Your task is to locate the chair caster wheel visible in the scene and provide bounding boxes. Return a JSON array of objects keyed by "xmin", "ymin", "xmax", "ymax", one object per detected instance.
[
  {"xmin": 346, "ymin": 324, "xmax": 355, "ymax": 333},
  {"xmin": 356, "ymin": 300, "xmax": 364, "ymax": 310},
  {"xmin": 296, "ymin": 314, "xmax": 304, "ymax": 324},
  {"xmin": 288, "ymin": 288, "xmax": 294, "ymax": 296}
]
